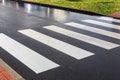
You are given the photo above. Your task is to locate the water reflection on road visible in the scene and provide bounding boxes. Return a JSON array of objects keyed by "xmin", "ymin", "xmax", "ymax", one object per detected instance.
[{"xmin": 0, "ymin": 0, "xmax": 99, "ymax": 22}]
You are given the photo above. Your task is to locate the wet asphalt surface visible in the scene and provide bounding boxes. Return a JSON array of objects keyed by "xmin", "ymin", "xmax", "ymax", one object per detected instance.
[{"xmin": 0, "ymin": 1, "xmax": 120, "ymax": 80}]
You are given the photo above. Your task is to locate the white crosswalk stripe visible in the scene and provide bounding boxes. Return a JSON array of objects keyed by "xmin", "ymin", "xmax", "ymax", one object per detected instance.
[
  {"xmin": 0, "ymin": 33, "xmax": 59, "ymax": 74},
  {"xmin": 43, "ymin": 25, "xmax": 119, "ymax": 49},
  {"xmin": 65, "ymin": 22, "xmax": 120, "ymax": 39},
  {"xmin": 82, "ymin": 19, "xmax": 120, "ymax": 30},
  {"xmin": 98, "ymin": 17, "xmax": 120, "ymax": 23},
  {"xmin": 18, "ymin": 29, "xmax": 94, "ymax": 60}
]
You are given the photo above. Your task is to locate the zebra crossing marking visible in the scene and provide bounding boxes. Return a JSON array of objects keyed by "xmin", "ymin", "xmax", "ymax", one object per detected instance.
[
  {"xmin": 0, "ymin": 33, "xmax": 59, "ymax": 74},
  {"xmin": 43, "ymin": 25, "xmax": 119, "ymax": 49},
  {"xmin": 65, "ymin": 22, "xmax": 120, "ymax": 39},
  {"xmin": 18, "ymin": 29, "xmax": 94, "ymax": 60},
  {"xmin": 82, "ymin": 19, "xmax": 120, "ymax": 30},
  {"xmin": 98, "ymin": 17, "xmax": 120, "ymax": 23}
]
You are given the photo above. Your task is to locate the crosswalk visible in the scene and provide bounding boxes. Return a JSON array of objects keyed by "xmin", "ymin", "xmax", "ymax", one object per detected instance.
[
  {"xmin": 65, "ymin": 22, "xmax": 120, "ymax": 39},
  {"xmin": 43, "ymin": 25, "xmax": 119, "ymax": 49},
  {"xmin": 18, "ymin": 29, "xmax": 94, "ymax": 60},
  {"xmin": 98, "ymin": 17, "xmax": 120, "ymax": 23},
  {"xmin": 0, "ymin": 17, "xmax": 120, "ymax": 75},
  {"xmin": 82, "ymin": 19, "xmax": 120, "ymax": 30},
  {"xmin": 0, "ymin": 33, "xmax": 59, "ymax": 74}
]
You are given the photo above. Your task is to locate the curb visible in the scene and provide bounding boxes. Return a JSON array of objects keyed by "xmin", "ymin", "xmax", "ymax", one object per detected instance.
[{"xmin": 0, "ymin": 59, "xmax": 25, "ymax": 80}]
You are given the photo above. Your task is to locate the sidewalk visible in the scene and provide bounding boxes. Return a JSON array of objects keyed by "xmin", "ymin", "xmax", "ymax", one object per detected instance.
[
  {"xmin": 0, "ymin": 59, "xmax": 24, "ymax": 80},
  {"xmin": 109, "ymin": 12, "xmax": 120, "ymax": 19}
]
